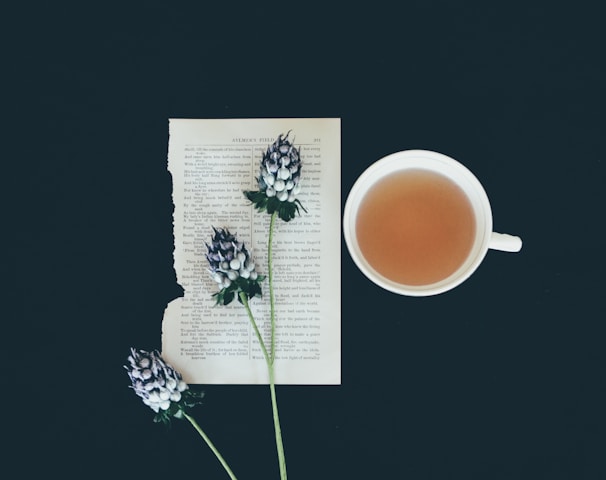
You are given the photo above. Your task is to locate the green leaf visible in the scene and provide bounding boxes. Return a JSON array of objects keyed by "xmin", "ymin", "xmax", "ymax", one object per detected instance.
[
  {"xmin": 153, "ymin": 410, "xmax": 172, "ymax": 426},
  {"xmin": 267, "ymin": 198, "xmax": 278, "ymax": 214},
  {"xmin": 244, "ymin": 190, "xmax": 269, "ymax": 212},
  {"xmin": 244, "ymin": 189, "xmax": 307, "ymax": 222},
  {"xmin": 212, "ymin": 276, "xmax": 266, "ymax": 306},
  {"xmin": 223, "ymin": 291, "xmax": 235, "ymax": 305}
]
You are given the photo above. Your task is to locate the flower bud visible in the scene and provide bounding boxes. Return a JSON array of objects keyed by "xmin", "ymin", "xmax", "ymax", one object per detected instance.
[{"xmin": 125, "ymin": 348, "xmax": 203, "ymax": 420}]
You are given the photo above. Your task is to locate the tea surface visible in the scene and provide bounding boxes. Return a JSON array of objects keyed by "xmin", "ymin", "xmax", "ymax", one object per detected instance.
[{"xmin": 356, "ymin": 169, "xmax": 476, "ymax": 285}]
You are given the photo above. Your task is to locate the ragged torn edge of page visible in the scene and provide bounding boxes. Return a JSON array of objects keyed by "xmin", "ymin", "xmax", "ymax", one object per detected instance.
[{"xmin": 161, "ymin": 120, "xmax": 185, "ymax": 364}]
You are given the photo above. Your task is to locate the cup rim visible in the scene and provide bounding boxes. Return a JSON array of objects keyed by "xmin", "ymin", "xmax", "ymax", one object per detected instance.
[{"xmin": 343, "ymin": 149, "xmax": 493, "ymax": 296}]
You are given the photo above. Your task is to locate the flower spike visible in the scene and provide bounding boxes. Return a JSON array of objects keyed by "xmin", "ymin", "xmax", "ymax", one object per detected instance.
[
  {"xmin": 125, "ymin": 348, "xmax": 204, "ymax": 424},
  {"xmin": 245, "ymin": 132, "xmax": 307, "ymax": 222},
  {"xmin": 205, "ymin": 227, "xmax": 265, "ymax": 305}
]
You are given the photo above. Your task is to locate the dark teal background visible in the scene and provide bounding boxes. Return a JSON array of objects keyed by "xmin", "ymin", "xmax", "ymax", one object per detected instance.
[{"xmin": 6, "ymin": 1, "xmax": 605, "ymax": 478}]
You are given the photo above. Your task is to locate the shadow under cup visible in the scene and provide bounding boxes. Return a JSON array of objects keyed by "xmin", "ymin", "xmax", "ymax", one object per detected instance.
[{"xmin": 343, "ymin": 150, "xmax": 493, "ymax": 296}]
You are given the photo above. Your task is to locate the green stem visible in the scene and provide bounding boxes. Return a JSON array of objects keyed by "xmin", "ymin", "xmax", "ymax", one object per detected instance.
[
  {"xmin": 240, "ymin": 290, "xmax": 288, "ymax": 480},
  {"xmin": 184, "ymin": 412, "xmax": 239, "ymax": 480},
  {"xmin": 240, "ymin": 212, "xmax": 287, "ymax": 480},
  {"xmin": 268, "ymin": 211, "xmax": 277, "ymax": 363},
  {"xmin": 269, "ymin": 360, "xmax": 287, "ymax": 480},
  {"xmin": 240, "ymin": 292, "xmax": 270, "ymax": 365},
  {"xmin": 267, "ymin": 211, "xmax": 287, "ymax": 480}
]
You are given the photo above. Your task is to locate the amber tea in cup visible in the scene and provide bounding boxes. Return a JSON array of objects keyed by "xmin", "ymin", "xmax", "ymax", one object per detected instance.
[
  {"xmin": 356, "ymin": 168, "xmax": 476, "ymax": 286},
  {"xmin": 343, "ymin": 150, "xmax": 522, "ymax": 296}
]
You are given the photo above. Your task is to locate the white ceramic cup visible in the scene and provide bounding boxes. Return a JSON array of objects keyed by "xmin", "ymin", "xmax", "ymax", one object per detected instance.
[{"xmin": 343, "ymin": 150, "xmax": 522, "ymax": 296}]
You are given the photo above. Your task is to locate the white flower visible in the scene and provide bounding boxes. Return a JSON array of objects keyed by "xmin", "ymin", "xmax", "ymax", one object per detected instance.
[
  {"xmin": 125, "ymin": 348, "xmax": 188, "ymax": 413},
  {"xmin": 205, "ymin": 227, "xmax": 259, "ymax": 291},
  {"xmin": 257, "ymin": 132, "xmax": 302, "ymax": 203}
]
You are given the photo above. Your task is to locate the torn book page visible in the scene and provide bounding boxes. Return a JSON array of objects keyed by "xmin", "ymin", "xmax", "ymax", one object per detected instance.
[{"xmin": 162, "ymin": 118, "xmax": 341, "ymax": 385}]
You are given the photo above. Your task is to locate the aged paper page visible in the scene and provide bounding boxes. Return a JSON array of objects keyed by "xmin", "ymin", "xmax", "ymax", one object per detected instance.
[{"xmin": 162, "ymin": 118, "xmax": 341, "ymax": 384}]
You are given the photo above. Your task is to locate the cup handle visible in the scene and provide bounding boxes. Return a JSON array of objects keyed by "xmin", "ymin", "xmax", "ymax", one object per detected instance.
[{"xmin": 489, "ymin": 232, "xmax": 523, "ymax": 252}]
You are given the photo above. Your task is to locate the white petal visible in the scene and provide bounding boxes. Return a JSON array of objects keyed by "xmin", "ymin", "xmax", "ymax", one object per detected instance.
[
  {"xmin": 266, "ymin": 187, "xmax": 276, "ymax": 197},
  {"xmin": 229, "ymin": 258, "xmax": 241, "ymax": 270},
  {"xmin": 148, "ymin": 391, "xmax": 161, "ymax": 403},
  {"xmin": 239, "ymin": 269, "xmax": 250, "ymax": 279},
  {"xmin": 274, "ymin": 179, "xmax": 285, "ymax": 192},
  {"xmin": 249, "ymin": 271, "xmax": 258, "ymax": 280},
  {"xmin": 159, "ymin": 400, "xmax": 171, "ymax": 410},
  {"xmin": 263, "ymin": 174, "xmax": 275, "ymax": 186},
  {"xmin": 277, "ymin": 190, "xmax": 288, "ymax": 201},
  {"xmin": 226, "ymin": 270, "xmax": 239, "ymax": 280},
  {"xmin": 278, "ymin": 167, "xmax": 290, "ymax": 180}
]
